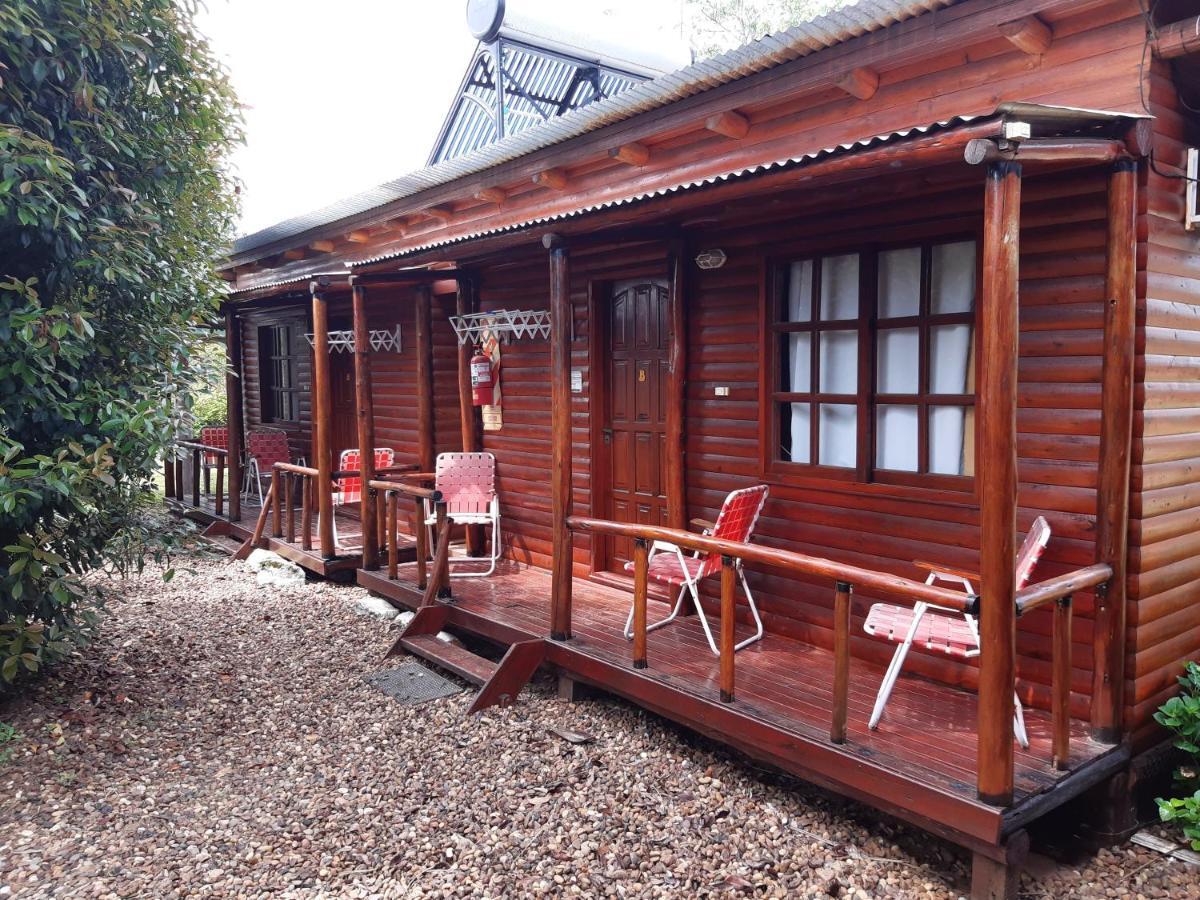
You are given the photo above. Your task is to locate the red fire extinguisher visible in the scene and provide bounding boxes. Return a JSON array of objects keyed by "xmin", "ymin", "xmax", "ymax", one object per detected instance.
[{"xmin": 470, "ymin": 351, "xmax": 494, "ymax": 406}]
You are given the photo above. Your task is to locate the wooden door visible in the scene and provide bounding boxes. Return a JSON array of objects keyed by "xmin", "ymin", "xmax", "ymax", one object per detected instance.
[
  {"xmin": 604, "ymin": 279, "xmax": 671, "ymax": 571},
  {"xmin": 329, "ymin": 348, "xmax": 357, "ymax": 465}
]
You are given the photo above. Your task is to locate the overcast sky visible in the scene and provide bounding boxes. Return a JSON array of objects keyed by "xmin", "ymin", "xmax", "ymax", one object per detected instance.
[{"xmin": 196, "ymin": 1, "xmax": 692, "ymax": 237}]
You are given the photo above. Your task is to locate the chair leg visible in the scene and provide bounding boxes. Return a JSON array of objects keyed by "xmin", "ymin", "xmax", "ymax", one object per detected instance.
[
  {"xmin": 624, "ymin": 581, "xmax": 690, "ymax": 641},
  {"xmin": 1013, "ymin": 692, "xmax": 1030, "ymax": 749},
  {"xmin": 733, "ymin": 566, "xmax": 765, "ymax": 651},
  {"xmin": 868, "ymin": 603, "xmax": 928, "ymax": 730}
]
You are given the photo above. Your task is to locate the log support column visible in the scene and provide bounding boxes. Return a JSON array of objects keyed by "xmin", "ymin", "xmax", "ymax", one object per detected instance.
[
  {"xmin": 977, "ymin": 159, "xmax": 1022, "ymax": 807},
  {"xmin": 223, "ymin": 304, "xmax": 244, "ymax": 522},
  {"xmin": 415, "ymin": 283, "xmax": 436, "ymax": 473},
  {"xmin": 1091, "ymin": 158, "xmax": 1137, "ymax": 741},
  {"xmin": 311, "ymin": 284, "xmax": 335, "ymax": 558},
  {"xmin": 665, "ymin": 239, "xmax": 688, "ymax": 531},
  {"xmin": 352, "ymin": 281, "xmax": 379, "ymax": 570},
  {"xmin": 455, "ymin": 274, "xmax": 485, "ymax": 556},
  {"xmin": 547, "ymin": 236, "xmax": 573, "ymax": 641}
]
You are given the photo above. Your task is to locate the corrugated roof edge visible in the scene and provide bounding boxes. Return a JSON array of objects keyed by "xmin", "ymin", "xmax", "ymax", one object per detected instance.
[
  {"xmin": 227, "ymin": 0, "xmax": 955, "ymax": 259},
  {"xmin": 349, "ymin": 102, "xmax": 1148, "ymax": 267}
]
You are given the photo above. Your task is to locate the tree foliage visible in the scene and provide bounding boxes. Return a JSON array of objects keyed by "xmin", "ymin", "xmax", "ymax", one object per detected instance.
[
  {"xmin": 0, "ymin": 0, "xmax": 241, "ymax": 686},
  {"xmin": 685, "ymin": 0, "xmax": 844, "ymax": 57}
]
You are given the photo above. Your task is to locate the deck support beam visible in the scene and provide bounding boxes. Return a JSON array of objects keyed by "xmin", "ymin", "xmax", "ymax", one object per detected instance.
[
  {"xmin": 547, "ymin": 236, "xmax": 573, "ymax": 641},
  {"xmin": 223, "ymin": 305, "xmax": 243, "ymax": 522},
  {"xmin": 665, "ymin": 239, "xmax": 688, "ymax": 531},
  {"xmin": 456, "ymin": 274, "xmax": 485, "ymax": 556},
  {"xmin": 415, "ymin": 283, "xmax": 436, "ymax": 473},
  {"xmin": 352, "ymin": 283, "xmax": 379, "ymax": 570},
  {"xmin": 311, "ymin": 285, "xmax": 336, "ymax": 558},
  {"xmin": 977, "ymin": 159, "xmax": 1022, "ymax": 807},
  {"xmin": 1091, "ymin": 158, "xmax": 1137, "ymax": 741}
]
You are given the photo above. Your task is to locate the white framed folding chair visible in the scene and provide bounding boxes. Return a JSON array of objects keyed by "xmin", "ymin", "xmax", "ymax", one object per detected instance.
[
  {"xmin": 244, "ymin": 429, "xmax": 304, "ymax": 506},
  {"xmin": 423, "ymin": 452, "xmax": 501, "ymax": 577},
  {"xmin": 198, "ymin": 425, "xmax": 228, "ymax": 496},
  {"xmin": 621, "ymin": 484, "xmax": 769, "ymax": 656},
  {"xmin": 326, "ymin": 447, "xmax": 394, "ymax": 549},
  {"xmin": 862, "ymin": 516, "xmax": 1052, "ymax": 748}
]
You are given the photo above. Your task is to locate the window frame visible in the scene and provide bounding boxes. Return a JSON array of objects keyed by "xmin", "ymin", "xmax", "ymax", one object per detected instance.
[
  {"xmin": 760, "ymin": 231, "xmax": 981, "ymax": 497},
  {"xmin": 259, "ymin": 323, "xmax": 301, "ymax": 424}
]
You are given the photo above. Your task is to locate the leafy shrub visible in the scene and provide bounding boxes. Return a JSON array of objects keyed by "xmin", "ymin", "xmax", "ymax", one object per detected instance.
[
  {"xmin": 0, "ymin": 0, "xmax": 241, "ymax": 688},
  {"xmin": 1155, "ymin": 661, "xmax": 1200, "ymax": 848},
  {"xmin": 192, "ymin": 394, "xmax": 227, "ymax": 429}
]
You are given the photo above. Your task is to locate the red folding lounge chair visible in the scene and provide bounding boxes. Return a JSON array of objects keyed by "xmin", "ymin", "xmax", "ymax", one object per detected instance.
[
  {"xmin": 862, "ymin": 515, "xmax": 1051, "ymax": 747},
  {"xmin": 328, "ymin": 447, "xmax": 395, "ymax": 548},
  {"xmin": 622, "ymin": 484, "xmax": 769, "ymax": 656},
  {"xmin": 244, "ymin": 428, "xmax": 303, "ymax": 506},
  {"xmin": 423, "ymin": 452, "xmax": 501, "ymax": 577},
  {"xmin": 199, "ymin": 425, "xmax": 228, "ymax": 495}
]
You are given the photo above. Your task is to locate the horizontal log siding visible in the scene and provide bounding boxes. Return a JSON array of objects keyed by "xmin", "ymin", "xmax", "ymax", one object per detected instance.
[
  {"xmin": 239, "ymin": 302, "xmax": 312, "ymax": 463},
  {"xmin": 1127, "ymin": 60, "xmax": 1200, "ymax": 744}
]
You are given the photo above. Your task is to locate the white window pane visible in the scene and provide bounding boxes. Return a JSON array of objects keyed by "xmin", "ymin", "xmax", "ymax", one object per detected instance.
[
  {"xmin": 780, "ymin": 402, "xmax": 811, "ymax": 463},
  {"xmin": 786, "ymin": 260, "xmax": 813, "ymax": 322},
  {"xmin": 931, "ymin": 240, "xmax": 976, "ymax": 314},
  {"xmin": 877, "ymin": 405, "xmax": 919, "ymax": 472},
  {"xmin": 819, "ymin": 330, "xmax": 858, "ymax": 393},
  {"xmin": 820, "ymin": 254, "xmax": 859, "ymax": 320},
  {"xmin": 878, "ymin": 247, "xmax": 922, "ymax": 319},
  {"xmin": 930, "ymin": 324, "xmax": 974, "ymax": 394},
  {"xmin": 930, "ymin": 406, "xmax": 971, "ymax": 475},
  {"xmin": 877, "ymin": 327, "xmax": 919, "ymax": 394},
  {"xmin": 781, "ymin": 333, "xmax": 811, "ymax": 392},
  {"xmin": 819, "ymin": 404, "xmax": 857, "ymax": 468}
]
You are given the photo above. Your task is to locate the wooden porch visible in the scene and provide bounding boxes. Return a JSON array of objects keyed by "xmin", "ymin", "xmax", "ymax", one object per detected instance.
[{"xmin": 358, "ymin": 560, "xmax": 1128, "ymax": 858}]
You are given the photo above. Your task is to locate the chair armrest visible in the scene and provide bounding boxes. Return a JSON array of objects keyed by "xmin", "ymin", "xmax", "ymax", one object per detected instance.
[
  {"xmin": 913, "ymin": 559, "xmax": 979, "ymax": 583},
  {"xmin": 690, "ymin": 517, "xmax": 716, "ymax": 534}
]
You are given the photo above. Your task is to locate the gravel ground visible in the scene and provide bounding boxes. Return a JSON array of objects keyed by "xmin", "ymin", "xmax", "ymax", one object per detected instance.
[{"xmin": 0, "ymin": 547, "xmax": 1196, "ymax": 899}]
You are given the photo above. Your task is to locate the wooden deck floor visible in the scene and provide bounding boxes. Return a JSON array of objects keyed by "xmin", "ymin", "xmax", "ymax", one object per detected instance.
[
  {"xmin": 173, "ymin": 493, "xmax": 417, "ymax": 576},
  {"xmin": 359, "ymin": 559, "xmax": 1127, "ymax": 853}
]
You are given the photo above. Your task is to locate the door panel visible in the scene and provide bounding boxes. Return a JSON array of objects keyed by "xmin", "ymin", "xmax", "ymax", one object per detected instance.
[{"xmin": 603, "ymin": 279, "xmax": 670, "ymax": 573}]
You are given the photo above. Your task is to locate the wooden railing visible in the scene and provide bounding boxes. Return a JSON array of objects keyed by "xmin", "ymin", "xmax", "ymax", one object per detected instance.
[
  {"xmin": 166, "ymin": 440, "xmax": 230, "ymax": 517},
  {"xmin": 567, "ymin": 515, "xmax": 1113, "ymax": 781},
  {"xmin": 1016, "ymin": 562, "xmax": 1112, "ymax": 770},
  {"xmin": 365, "ymin": 475, "xmax": 451, "ymax": 606}
]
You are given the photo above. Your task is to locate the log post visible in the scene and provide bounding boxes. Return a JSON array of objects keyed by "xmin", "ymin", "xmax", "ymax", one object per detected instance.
[
  {"xmin": 301, "ymin": 475, "xmax": 313, "ymax": 552},
  {"xmin": 414, "ymin": 283, "xmax": 436, "ymax": 474},
  {"xmin": 271, "ymin": 469, "xmax": 283, "ymax": 538},
  {"xmin": 164, "ymin": 450, "xmax": 176, "ymax": 501},
  {"xmin": 224, "ymin": 305, "xmax": 244, "ymax": 522},
  {"xmin": 1053, "ymin": 594, "xmax": 1073, "ymax": 770},
  {"xmin": 414, "ymin": 494, "xmax": 428, "ymax": 590},
  {"xmin": 665, "ymin": 240, "xmax": 688, "ymax": 531},
  {"xmin": 215, "ymin": 455, "xmax": 225, "ymax": 517},
  {"xmin": 1091, "ymin": 158, "xmax": 1137, "ymax": 742},
  {"xmin": 311, "ymin": 285, "xmax": 336, "ymax": 558},
  {"xmin": 387, "ymin": 491, "xmax": 399, "ymax": 580},
  {"xmin": 455, "ymin": 274, "xmax": 485, "ymax": 556},
  {"xmin": 547, "ymin": 237, "xmax": 573, "ymax": 641},
  {"xmin": 632, "ymin": 538, "xmax": 649, "ymax": 669},
  {"xmin": 831, "ymin": 580, "xmax": 852, "ymax": 743},
  {"xmin": 720, "ymin": 556, "xmax": 736, "ymax": 702},
  {"xmin": 352, "ymin": 283, "xmax": 379, "ymax": 570},
  {"xmin": 191, "ymin": 446, "xmax": 201, "ymax": 508},
  {"xmin": 977, "ymin": 159, "xmax": 1022, "ymax": 807}
]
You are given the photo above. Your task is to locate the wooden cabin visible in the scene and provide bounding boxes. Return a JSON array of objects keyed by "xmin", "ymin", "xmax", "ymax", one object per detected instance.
[{"xmin": 190, "ymin": 1, "xmax": 1200, "ymax": 895}]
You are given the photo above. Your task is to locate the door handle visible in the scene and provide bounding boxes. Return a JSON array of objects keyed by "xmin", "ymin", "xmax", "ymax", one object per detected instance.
[{"xmin": 602, "ymin": 427, "xmax": 613, "ymax": 445}]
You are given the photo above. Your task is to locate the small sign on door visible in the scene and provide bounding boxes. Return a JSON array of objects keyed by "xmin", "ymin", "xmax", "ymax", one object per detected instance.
[{"xmin": 570, "ymin": 368, "xmax": 584, "ymax": 393}]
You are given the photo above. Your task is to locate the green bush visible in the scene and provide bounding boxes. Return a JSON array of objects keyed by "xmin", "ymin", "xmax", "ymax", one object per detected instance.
[
  {"xmin": 192, "ymin": 394, "xmax": 227, "ymax": 429},
  {"xmin": 0, "ymin": 0, "xmax": 241, "ymax": 687},
  {"xmin": 1155, "ymin": 661, "xmax": 1200, "ymax": 848}
]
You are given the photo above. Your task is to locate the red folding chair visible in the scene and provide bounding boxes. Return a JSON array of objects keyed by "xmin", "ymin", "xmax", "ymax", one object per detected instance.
[
  {"xmin": 622, "ymin": 484, "xmax": 769, "ymax": 656},
  {"xmin": 862, "ymin": 516, "xmax": 1051, "ymax": 747},
  {"xmin": 199, "ymin": 425, "xmax": 228, "ymax": 495},
  {"xmin": 244, "ymin": 429, "xmax": 302, "ymax": 506},
  {"xmin": 422, "ymin": 452, "xmax": 501, "ymax": 577},
  {"xmin": 329, "ymin": 448, "xmax": 395, "ymax": 548}
]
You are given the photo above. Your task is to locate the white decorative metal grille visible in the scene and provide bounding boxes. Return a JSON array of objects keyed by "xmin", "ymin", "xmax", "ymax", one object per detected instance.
[
  {"xmin": 448, "ymin": 309, "xmax": 551, "ymax": 346},
  {"xmin": 304, "ymin": 324, "xmax": 402, "ymax": 353}
]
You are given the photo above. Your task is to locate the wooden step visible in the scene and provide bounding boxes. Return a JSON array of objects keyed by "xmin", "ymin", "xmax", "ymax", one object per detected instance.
[
  {"xmin": 400, "ymin": 634, "xmax": 498, "ymax": 686},
  {"xmin": 199, "ymin": 530, "xmax": 245, "ymax": 557}
]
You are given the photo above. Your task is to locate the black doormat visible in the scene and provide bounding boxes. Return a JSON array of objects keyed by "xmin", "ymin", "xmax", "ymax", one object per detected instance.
[{"xmin": 365, "ymin": 661, "xmax": 464, "ymax": 705}]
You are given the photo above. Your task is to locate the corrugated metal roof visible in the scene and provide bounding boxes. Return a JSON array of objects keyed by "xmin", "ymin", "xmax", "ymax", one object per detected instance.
[
  {"xmin": 230, "ymin": 0, "xmax": 955, "ymax": 258},
  {"xmin": 352, "ymin": 102, "xmax": 1149, "ymax": 267},
  {"xmin": 229, "ymin": 270, "xmax": 349, "ymax": 298}
]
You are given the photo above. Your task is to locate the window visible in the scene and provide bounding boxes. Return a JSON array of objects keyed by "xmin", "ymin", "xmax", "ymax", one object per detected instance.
[
  {"xmin": 769, "ymin": 239, "xmax": 977, "ymax": 488},
  {"xmin": 260, "ymin": 324, "xmax": 300, "ymax": 423}
]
